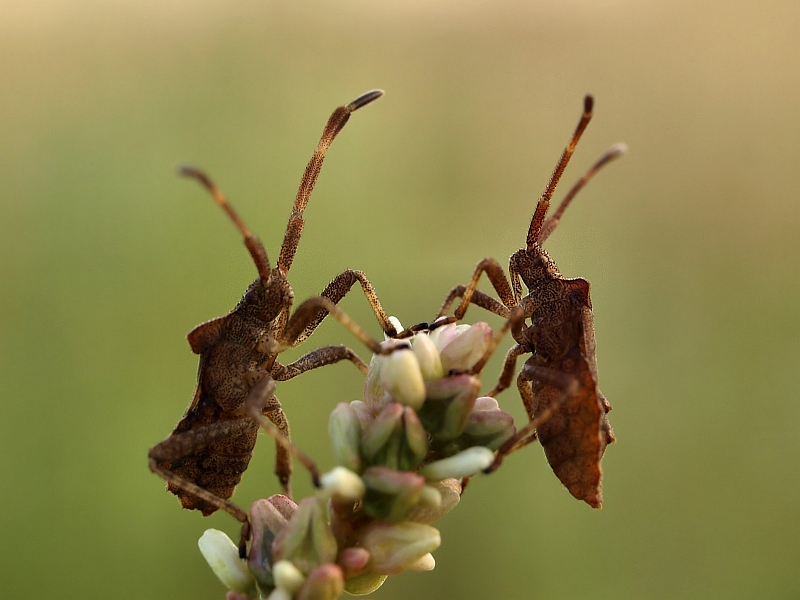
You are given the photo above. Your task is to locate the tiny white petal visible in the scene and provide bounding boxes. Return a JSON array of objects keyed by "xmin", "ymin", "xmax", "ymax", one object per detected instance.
[
  {"xmin": 198, "ymin": 529, "xmax": 255, "ymax": 593},
  {"xmin": 419, "ymin": 447, "xmax": 495, "ymax": 480},
  {"xmin": 273, "ymin": 560, "xmax": 306, "ymax": 594},
  {"xmin": 407, "ymin": 553, "xmax": 436, "ymax": 571},
  {"xmin": 320, "ymin": 466, "xmax": 366, "ymax": 502}
]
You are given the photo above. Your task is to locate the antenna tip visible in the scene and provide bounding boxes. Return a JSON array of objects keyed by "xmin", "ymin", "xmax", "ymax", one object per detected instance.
[
  {"xmin": 177, "ymin": 163, "xmax": 200, "ymax": 178},
  {"xmin": 583, "ymin": 94, "xmax": 594, "ymax": 113},
  {"xmin": 348, "ymin": 89, "xmax": 385, "ymax": 111},
  {"xmin": 610, "ymin": 142, "xmax": 628, "ymax": 156}
]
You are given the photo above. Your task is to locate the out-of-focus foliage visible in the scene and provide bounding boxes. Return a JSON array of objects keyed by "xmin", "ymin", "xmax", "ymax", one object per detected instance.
[{"xmin": 0, "ymin": 1, "xmax": 798, "ymax": 599}]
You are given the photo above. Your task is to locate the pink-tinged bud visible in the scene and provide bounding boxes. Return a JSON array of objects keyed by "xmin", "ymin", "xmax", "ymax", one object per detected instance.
[
  {"xmin": 406, "ymin": 478, "xmax": 462, "ymax": 525},
  {"xmin": 328, "ymin": 403, "xmax": 363, "ymax": 473},
  {"xmin": 249, "ymin": 498, "xmax": 295, "ymax": 589},
  {"xmin": 337, "ymin": 547, "xmax": 371, "ymax": 578},
  {"xmin": 463, "ymin": 397, "xmax": 516, "ymax": 450},
  {"xmin": 380, "ymin": 349, "xmax": 425, "ymax": 409},
  {"xmin": 419, "ymin": 375, "xmax": 481, "ymax": 441},
  {"xmin": 411, "ymin": 333, "xmax": 444, "ymax": 380},
  {"xmin": 268, "ymin": 495, "xmax": 299, "ymax": 520},
  {"xmin": 296, "ymin": 564, "xmax": 345, "ymax": 600},
  {"xmin": 361, "ymin": 466, "xmax": 425, "ymax": 523},
  {"xmin": 358, "ymin": 521, "xmax": 441, "ymax": 575},
  {"xmin": 438, "ymin": 322, "xmax": 493, "ymax": 372},
  {"xmin": 273, "ymin": 497, "xmax": 337, "ymax": 575},
  {"xmin": 225, "ymin": 591, "xmax": 254, "ymax": 600},
  {"xmin": 420, "ymin": 447, "xmax": 495, "ymax": 480},
  {"xmin": 343, "ymin": 573, "xmax": 388, "ymax": 595},
  {"xmin": 198, "ymin": 529, "xmax": 257, "ymax": 595},
  {"xmin": 428, "ymin": 323, "xmax": 464, "ymax": 352}
]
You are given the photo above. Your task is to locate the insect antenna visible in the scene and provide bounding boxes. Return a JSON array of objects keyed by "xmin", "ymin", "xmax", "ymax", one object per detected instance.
[
  {"xmin": 278, "ymin": 89, "xmax": 385, "ymax": 276},
  {"xmin": 537, "ymin": 142, "xmax": 628, "ymax": 244},
  {"xmin": 526, "ymin": 94, "xmax": 594, "ymax": 249},
  {"xmin": 179, "ymin": 165, "xmax": 272, "ymax": 285}
]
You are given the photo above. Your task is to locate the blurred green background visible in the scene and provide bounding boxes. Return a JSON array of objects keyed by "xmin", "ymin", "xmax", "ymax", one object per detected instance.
[{"xmin": 1, "ymin": 1, "xmax": 799, "ymax": 598}]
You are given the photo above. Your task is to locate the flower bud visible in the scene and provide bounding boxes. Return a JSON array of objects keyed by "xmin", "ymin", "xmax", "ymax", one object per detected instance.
[
  {"xmin": 266, "ymin": 589, "xmax": 292, "ymax": 600},
  {"xmin": 272, "ymin": 560, "xmax": 305, "ymax": 594},
  {"xmin": 343, "ymin": 573, "xmax": 388, "ymax": 596},
  {"xmin": 419, "ymin": 446, "xmax": 495, "ymax": 480},
  {"xmin": 358, "ymin": 521, "xmax": 441, "ymax": 575},
  {"xmin": 406, "ymin": 478, "xmax": 462, "ymax": 525},
  {"xmin": 361, "ymin": 403, "xmax": 403, "ymax": 464},
  {"xmin": 438, "ymin": 322, "xmax": 493, "ymax": 373},
  {"xmin": 248, "ymin": 496, "xmax": 299, "ymax": 590},
  {"xmin": 337, "ymin": 547, "xmax": 371, "ymax": 578},
  {"xmin": 319, "ymin": 467, "xmax": 365, "ymax": 503},
  {"xmin": 407, "ymin": 553, "xmax": 436, "ymax": 571},
  {"xmin": 380, "ymin": 349, "xmax": 425, "ymax": 409},
  {"xmin": 361, "ymin": 404, "xmax": 428, "ymax": 471},
  {"xmin": 328, "ymin": 403, "xmax": 363, "ymax": 473},
  {"xmin": 273, "ymin": 497, "xmax": 337, "ymax": 574},
  {"xmin": 428, "ymin": 323, "xmax": 464, "ymax": 352},
  {"xmin": 463, "ymin": 397, "xmax": 516, "ymax": 450},
  {"xmin": 361, "ymin": 466, "xmax": 425, "ymax": 523},
  {"xmin": 296, "ymin": 564, "xmax": 345, "ymax": 600},
  {"xmin": 419, "ymin": 375, "xmax": 481, "ymax": 442},
  {"xmin": 411, "ymin": 333, "xmax": 444, "ymax": 380},
  {"xmin": 198, "ymin": 529, "xmax": 256, "ymax": 595}
]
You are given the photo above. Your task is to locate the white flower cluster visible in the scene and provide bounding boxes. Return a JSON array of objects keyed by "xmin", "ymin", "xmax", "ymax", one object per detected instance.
[{"xmin": 199, "ymin": 322, "xmax": 516, "ymax": 599}]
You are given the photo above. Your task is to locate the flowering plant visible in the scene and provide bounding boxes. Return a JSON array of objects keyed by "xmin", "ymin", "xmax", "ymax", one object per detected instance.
[{"xmin": 198, "ymin": 321, "xmax": 516, "ymax": 599}]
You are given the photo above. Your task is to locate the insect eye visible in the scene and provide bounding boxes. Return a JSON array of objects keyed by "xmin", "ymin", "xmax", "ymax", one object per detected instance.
[{"xmin": 533, "ymin": 256, "xmax": 545, "ymax": 267}]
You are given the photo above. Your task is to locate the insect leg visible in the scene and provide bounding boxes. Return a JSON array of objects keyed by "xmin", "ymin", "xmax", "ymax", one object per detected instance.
[
  {"xmin": 485, "ymin": 343, "xmax": 530, "ymax": 396},
  {"xmin": 437, "ymin": 286, "xmax": 511, "ymax": 321},
  {"xmin": 244, "ymin": 377, "xmax": 323, "ymax": 488},
  {"xmin": 438, "ymin": 257, "xmax": 516, "ymax": 321},
  {"xmin": 290, "ymin": 269, "xmax": 398, "ymax": 346},
  {"xmin": 273, "ymin": 345, "xmax": 369, "ymax": 381},
  {"xmin": 274, "ymin": 296, "xmax": 397, "ymax": 356},
  {"xmin": 261, "ymin": 393, "xmax": 293, "ymax": 498},
  {"xmin": 148, "ymin": 419, "xmax": 254, "ymax": 547}
]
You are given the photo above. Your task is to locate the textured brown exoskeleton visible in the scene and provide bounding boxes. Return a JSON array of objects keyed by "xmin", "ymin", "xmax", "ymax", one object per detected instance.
[
  {"xmin": 148, "ymin": 91, "xmax": 401, "ymax": 547},
  {"xmin": 437, "ymin": 95, "xmax": 622, "ymax": 507}
]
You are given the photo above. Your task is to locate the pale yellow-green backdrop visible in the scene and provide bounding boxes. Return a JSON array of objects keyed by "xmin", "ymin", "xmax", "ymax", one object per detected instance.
[{"xmin": 1, "ymin": 1, "xmax": 798, "ymax": 598}]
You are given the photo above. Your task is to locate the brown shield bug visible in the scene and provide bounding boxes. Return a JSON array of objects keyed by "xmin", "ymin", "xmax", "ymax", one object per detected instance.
[
  {"xmin": 437, "ymin": 95, "xmax": 623, "ymax": 507},
  {"xmin": 148, "ymin": 90, "xmax": 401, "ymax": 548}
]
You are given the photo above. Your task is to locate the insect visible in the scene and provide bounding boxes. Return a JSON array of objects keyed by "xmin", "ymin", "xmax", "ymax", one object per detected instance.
[
  {"xmin": 148, "ymin": 90, "xmax": 401, "ymax": 546},
  {"xmin": 436, "ymin": 95, "xmax": 622, "ymax": 507}
]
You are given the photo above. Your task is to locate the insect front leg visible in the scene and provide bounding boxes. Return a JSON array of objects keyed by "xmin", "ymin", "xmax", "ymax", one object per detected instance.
[
  {"xmin": 289, "ymin": 269, "xmax": 398, "ymax": 344},
  {"xmin": 438, "ymin": 257, "xmax": 516, "ymax": 321}
]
